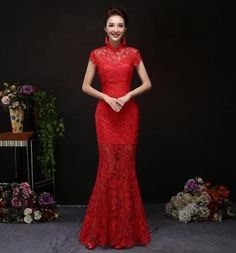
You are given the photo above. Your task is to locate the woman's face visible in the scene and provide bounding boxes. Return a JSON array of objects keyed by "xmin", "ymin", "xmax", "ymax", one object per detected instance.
[{"xmin": 104, "ymin": 15, "xmax": 126, "ymax": 44}]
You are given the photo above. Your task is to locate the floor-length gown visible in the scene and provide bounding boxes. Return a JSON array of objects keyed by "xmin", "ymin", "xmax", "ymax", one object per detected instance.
[{"xmin": 79, "ymin": 40, "xmax": 151, "ymax": 248}]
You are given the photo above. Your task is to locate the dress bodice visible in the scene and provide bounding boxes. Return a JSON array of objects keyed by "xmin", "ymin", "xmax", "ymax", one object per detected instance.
[{"xmin": 89, "ymin": 42, "xmax": 142, "ymax": 98}]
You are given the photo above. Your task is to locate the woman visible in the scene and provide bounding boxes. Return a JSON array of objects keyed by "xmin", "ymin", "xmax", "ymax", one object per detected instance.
[{"xmin": 79, "ymin": 6, "xmax": 152, "ymax": 250}]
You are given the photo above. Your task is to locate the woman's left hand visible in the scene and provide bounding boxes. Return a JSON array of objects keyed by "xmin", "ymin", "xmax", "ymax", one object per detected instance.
[{"xmin": 117, "ymin": 93, "xmax": 131, "ymax": 111}]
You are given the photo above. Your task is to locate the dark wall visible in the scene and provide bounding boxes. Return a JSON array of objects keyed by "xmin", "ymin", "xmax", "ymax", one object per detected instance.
[{"xmin": 0, "ymin": 0, "xmax": 235, "ymax": 204}]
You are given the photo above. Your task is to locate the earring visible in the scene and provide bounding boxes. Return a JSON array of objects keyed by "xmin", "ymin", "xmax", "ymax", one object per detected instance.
[
  {"xmin": 105, "ymin": 35, "xmax": 109, "ymax": 45},
  {"xmin": 122, "ymin": 36, "xmax": 126, "ymax": 46}
]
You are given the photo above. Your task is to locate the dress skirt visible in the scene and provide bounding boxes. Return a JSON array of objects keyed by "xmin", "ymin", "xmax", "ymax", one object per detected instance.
[{"xmin": 79, "ymin": 99, "xmax": 151, "ymax": 248}]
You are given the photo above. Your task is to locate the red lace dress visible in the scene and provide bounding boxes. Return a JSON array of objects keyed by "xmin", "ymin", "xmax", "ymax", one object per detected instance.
[{"xmin": 78, "ymin": 41, "xmax": 151, "ymax": 248}]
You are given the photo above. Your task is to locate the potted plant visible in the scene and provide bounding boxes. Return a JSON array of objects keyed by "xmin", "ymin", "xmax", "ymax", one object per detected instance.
[{"xmin": 33, "ymin": 91, "xmax": 65, "ymax": 180}]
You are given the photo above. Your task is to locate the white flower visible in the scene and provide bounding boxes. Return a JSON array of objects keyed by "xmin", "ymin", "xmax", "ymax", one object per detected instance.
[
  {"xmin": 194, "ymin": 191, "xmax": 211, "ymax": 206},
  {"xmin": 178, "ymin": 203, "xmax": 198, "ymax": 223},
  {"xmin": 34, "ymin": 211, "xmax": 42, "ymax": 220},
  {"xmin": 178, "ymin": 208, "xmax": 192, "ymax": 223},
  {"xmin": 24, "ymin": 214, "xmax": 33, "ymax": 224},
  {"xmin": 196, "ymin": 177, "xmax": 204, "ymax": 184},
  {"xmin": 197, "ymin": 206, "xmax": 210, "ymax": 220},
  {"xmin": 24, "ymin": 208, "xmax": 33, "ymax": 216},
  {"xmin": 177, "ymin": 192, "xmax": 193, "ymax": 203},
  {"xmin": 12, "ymin": 101, "xmax": 20, "ymax": 108},
  {"xmin": 170, "ymin": 196, "xmax": 177, "ymax": 203}
]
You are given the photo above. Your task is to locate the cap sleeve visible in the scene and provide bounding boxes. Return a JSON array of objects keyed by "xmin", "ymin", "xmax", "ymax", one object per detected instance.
[
  {"xmin": 89, "ymin": 50, "xmax": 97, "ymax": 65},
  {"xmin": 133, "ymin": 49, "xmax": 142, "ymax": 67}
]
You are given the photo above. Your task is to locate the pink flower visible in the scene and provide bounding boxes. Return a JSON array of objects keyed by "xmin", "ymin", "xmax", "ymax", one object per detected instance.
[
  {"xmin": 13, "ymin": 188, "xmax": 20, "ymax": 197},
  {"xmin": 22, "ymin": 189, "xmax": 32, "ymax": 198},
  {"xmin": 20, "ymin": 182, "xmax": 32, "ymax": 197},
  {"xmin": 12, "ymin": 186, "xmax": 20, "ymax": 197},
  {"xmin": 1, "ymin": 96, "xmax": 10, "ymax": 105},
  {"xmin": 20, "ymin": 182, "xmax": 31, "ymax": 188},
  {"xmin": 11, "ymin": 197, "xmax": 22, "ymax": 208}
]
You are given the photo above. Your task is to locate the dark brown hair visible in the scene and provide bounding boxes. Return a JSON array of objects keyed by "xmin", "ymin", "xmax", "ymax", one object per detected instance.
[{"xmin": 103, "ymin": 6, "xmax": 128, "ymax": 27}]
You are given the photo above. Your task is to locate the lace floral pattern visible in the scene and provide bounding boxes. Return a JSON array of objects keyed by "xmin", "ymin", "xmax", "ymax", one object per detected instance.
[
  {"xmin": 79, "ymin": 144, "xmax": 151, "ymax": 248},
  {"xmin": 95, "ymin": 99, "xmax": 139, "ymax": 144},
  {"xmin": 89, "ymin": 46, "xmax": 142, "ymax": 98}
]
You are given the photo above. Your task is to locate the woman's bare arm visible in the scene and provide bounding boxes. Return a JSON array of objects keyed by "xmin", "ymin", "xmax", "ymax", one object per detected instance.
[
  {"xmin": 117, "ymin": 60, "xmax": 152, "ymax": 106},
  {"xmin": 82, "ymin": 60, "xmax": 122, "ymax": 112}
]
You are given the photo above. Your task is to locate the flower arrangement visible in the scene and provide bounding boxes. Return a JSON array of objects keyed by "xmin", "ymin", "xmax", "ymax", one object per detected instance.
[
  {"xmin": 165, "ymin": 177, "xmax": 235, "ymax": 223},
  {"xmin": 0, "ymin": 82, "xmax": 36, "ymax": 109},
  {"xmin": 0, "ymin": 182, "xmax": 59, "ymax": 223},
  {"xmin": 0, "ymin": 81, "xmax": 65, "ymax": 180}
]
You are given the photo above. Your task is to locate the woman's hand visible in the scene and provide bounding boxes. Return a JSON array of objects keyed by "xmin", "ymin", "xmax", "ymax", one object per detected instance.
[
  {"xmin": 103, "ymin": 95, "xmax": 123, "ymax": 112},
  {"xmin": 117, "ymin": 93, "xmax": 131, "ymax": 109}
]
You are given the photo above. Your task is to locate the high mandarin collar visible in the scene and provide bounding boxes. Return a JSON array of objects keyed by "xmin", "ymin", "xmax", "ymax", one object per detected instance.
[{"xmin": 105, "ymin": 40, "xmax": 125, "ymax": 51}]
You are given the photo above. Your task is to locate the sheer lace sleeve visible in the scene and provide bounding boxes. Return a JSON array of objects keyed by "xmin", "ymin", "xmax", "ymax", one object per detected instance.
[{"xmin": 133, "ymin": 49, "xmax": 142, "ymax": 67}]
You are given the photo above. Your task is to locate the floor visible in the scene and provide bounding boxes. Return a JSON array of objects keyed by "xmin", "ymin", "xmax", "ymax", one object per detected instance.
[{"xmin": 0, "ymin": 204, "xmax": 236, "ymax": 253}]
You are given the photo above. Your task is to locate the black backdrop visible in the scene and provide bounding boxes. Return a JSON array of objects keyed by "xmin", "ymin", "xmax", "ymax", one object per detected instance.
[{"xmin": 0, "ymin": 0, "xmax": 235, "ymax": 204}]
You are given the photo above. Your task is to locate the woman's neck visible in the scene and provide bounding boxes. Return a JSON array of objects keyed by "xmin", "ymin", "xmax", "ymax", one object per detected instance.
[{"xmin": 109, "ymin": 40, "xmax": 121, "ymax": 48}]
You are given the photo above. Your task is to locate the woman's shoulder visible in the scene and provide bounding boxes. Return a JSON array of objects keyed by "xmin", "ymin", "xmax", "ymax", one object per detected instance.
[
  {"xmin": 125, "ymin": 46, "xmax": 142, "ymax": 65},
  {"xmin": 89, "ymin": 46, "xmax": 106, "ymax": 64},
  {"xmin": 125, "ymin": 46, "xmax": 141, "ymax": 55}
]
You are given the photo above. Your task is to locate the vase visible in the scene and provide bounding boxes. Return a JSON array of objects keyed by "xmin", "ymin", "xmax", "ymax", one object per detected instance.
[{"xmin": 9, "ymin": 107, "xmax": 24, "ymax": 133}]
